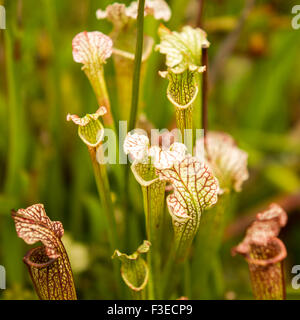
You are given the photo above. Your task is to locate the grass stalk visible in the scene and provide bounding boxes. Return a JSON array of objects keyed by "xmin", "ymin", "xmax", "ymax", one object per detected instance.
[
  {"xmin": 124, "ymin": 0, "xmax": 146, "ymax": 251},
  {"xmin": 88, "ymin": 146, "xmax": 121, "ymax": 296},
  {"xmin": 146, "ymin": 252, "xmax": 155, "ymax": 300},
  {"xmin": 3, "ymin": 17, "xmax": 25, "ymax": 285},
  {"xmin": 89, "ymin": 147, "xmax": 118, "ymax": 249},
  {"xmin": 131, "ymin": 162, "xmax": 166, "ymax": 298},
  {"xmin": 128, "ymin": 0, "xmax": 145, "ymax": 132}
]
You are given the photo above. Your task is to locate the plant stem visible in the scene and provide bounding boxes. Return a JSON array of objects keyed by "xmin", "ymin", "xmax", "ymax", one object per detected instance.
[
  {"xmin": 146, "ymin": 253, "xmax": 155, "ymax": 300},
  {"xmin": 88, "ymin": 146, "xmax": 121, "ymax": 295},
  {"xmin": 85, "ymin": 67, "xmax": 115, "ymax": 130},
  {"xmin": 89, "ymin": 147, "xmax": 118, "ymax": 249},
  {"xmin": 129, "ymin": 0, "xmax": 145, "ymax": 132},
  {"xmin": 86, "ymin": 66, "xmax": 125, "ymax": 207},
  {"xmin": 124, "ymin": 0, "xmax": 146, "ymax": 250},
  {"xmin": 4, "ymin": 15, "xmax": 23, "ymax": 196},
  {"xmin": 202, "ymin": 48, "xmax": 208, "ymax": 141},
  {"xmin": 3, "ymin": 17, "xmax": 25, "ymax": 285},
  {"xmin": 132, "ymin": 162, "xmax": 166, "ymax": 298}
]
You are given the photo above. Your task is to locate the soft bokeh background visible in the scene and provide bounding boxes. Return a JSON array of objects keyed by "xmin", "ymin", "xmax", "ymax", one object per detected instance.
[{"xmin": 0, "ymin": 0, "xmax": 300, "ymax": 299}]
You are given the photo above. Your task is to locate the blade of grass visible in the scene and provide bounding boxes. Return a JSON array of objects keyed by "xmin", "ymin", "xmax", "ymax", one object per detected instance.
[
  {"xmin": 125, "ymin": 0, "xmax": 155, "ymax": 299},
  {"xmin": 129, "ymin": 0, "xmax": 146, "ymax": 132},
  {"xmin": 3, "ymin": 5, "xmax": 26, "ymax": 286},
  {"xmin": 124, "ymin": 0, "xmax": 146, "ymax": 251}
]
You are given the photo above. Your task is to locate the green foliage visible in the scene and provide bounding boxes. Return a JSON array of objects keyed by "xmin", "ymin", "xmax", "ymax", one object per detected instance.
[{"xmin": 0, "ymin": 0, "xmax": 300, "ymax": 299}]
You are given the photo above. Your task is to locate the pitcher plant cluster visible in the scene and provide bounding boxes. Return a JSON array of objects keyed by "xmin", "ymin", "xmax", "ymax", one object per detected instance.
[{"xmin": 10, "ymin": 0, "xmax": 289, "ymax": 300}]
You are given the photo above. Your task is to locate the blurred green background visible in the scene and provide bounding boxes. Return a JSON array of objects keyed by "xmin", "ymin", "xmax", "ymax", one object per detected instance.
[{"xmin": 0, "ymin": 0, "xmax": 300, "ymax": 299}]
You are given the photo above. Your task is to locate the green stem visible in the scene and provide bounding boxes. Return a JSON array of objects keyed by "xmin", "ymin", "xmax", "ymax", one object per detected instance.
[
  {"xmin": 193, "ymin": 72, "xmax": 202, "ymax": 133},
  {"xmin": 3, "ymin": 17, "xmax": 25, "ymax": 286},
  {"xmin": 85, "ymin": 67, "xmax": 115, "ymax": 130},
  {"xmin": 88, "ymin": 147, "xmax": 121, "ymax": 296},
  {"xmin": 191, "ymin": 193, "xmax": 230, "ymax": 299},
  {"xmin": 132, "ymin": 162, "xmax": 166, "ymax": 299},
  {"xmin": 143, "ymin": 182, "xmax": 164, "ymax": 299},
  {"xmin": 176, "ymin": 106, "xmax": 195, "ymax": 152},
  {"xmin": 4, "ymin": 18, "xmax": 23, "ymax": 195},
  {"xmin": 201, "ymin": 47, "xmax": 208, "ymax": 136},
  {"xmin": 146, "ymin": 253, "xmax": 155, "ymax": 300},
  {"xmin": 86, "ymin": 66, "xmax": 125, "ymax": 205},
  {"xmin": 129, "ymin": 0, "xmax": 145, "ymax": 131},
  {"xmin": 89, "ymin": 147, "xmax": 118, "ymax": 248},
  {"xmin": 124, "ymin": 0, "xmax": 146, "ymax": 252},
  {"xmin": 43, "ymin": 0, "xmax": 66, "ymax": 222}
]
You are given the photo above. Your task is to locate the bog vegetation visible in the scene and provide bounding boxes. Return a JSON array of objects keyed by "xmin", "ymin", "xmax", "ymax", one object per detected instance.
[{"xmin": 0, "ymin": 0, "xmax": 300, "ymax": 300}]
